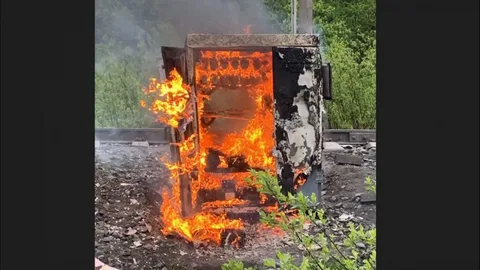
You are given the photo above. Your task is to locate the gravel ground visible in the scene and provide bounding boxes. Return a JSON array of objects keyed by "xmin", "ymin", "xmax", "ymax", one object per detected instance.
[
  {"xmin": 323, "ymin": 145, "xmax": 377, "ymax": 227},
  {"xmin": 95, "ymin": 143, "xmax": 376, "ymax": 269}
]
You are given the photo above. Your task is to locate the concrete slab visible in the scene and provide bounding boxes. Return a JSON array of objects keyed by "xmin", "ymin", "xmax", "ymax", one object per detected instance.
[
  {"xmin": 334, "ymin": 154, "xmax": 363, "ymax": 166},
  {"xmin": 323, "ymin": 142, "xmax": 344, "ymax": 152},
  {"xmin": 361, "ymin": 193, "xmax": 376, "ymax": 203},
  {"xmin": 132, "ymin": 141, "xmax": 149, "ymax": 147}
]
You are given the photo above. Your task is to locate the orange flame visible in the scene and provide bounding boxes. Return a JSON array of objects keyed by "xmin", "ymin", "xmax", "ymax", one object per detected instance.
[
  {"xmin": 294, "ymin": 175, "xmax": 307, "ymax": 190},
  {"xmin": 195, "ymin": 51, "xmax": 276, "ymax": 170},
  {"xmin": 141, "ymin": 70, "xmax": 191, "ymax": 128},
  {"xmin": 161, "ymin": 191, "xmax": 243, "ymax": 245},
  {"xmin": 201, "ymin": 199, "xmax": 248, "ymax": 211},
  {"xmin": 142, "ymin": 49, "xmax": 278, "ymax": 247},
  {"xmin": 243, "ymin": 24, "xmax": 253, "ymax": 34}
]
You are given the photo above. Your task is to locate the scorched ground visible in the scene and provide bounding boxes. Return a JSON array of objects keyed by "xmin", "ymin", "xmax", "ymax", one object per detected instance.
[{"xmin": 95, "ymin": 143, "xmax": 376, "ymax": 269}]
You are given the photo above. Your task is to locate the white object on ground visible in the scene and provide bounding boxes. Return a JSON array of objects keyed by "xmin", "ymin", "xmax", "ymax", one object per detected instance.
[
  {"xmin": 95, "ymin": 258, "xmax": 120, "ymax": 270},
  {"xmin": 132, "ymin": 141, "xmax": 149, "ymax": 147},
  {"xmin": 338, "ymin": 213, "xmax": 355, "ymax": 222},
  {"xmin": 366, "ymin": 142, "xmax": 376, "ymax": 149},
  {"xmin": 323, "ymin": 142, "xmax": 344, "ymax": 152}
]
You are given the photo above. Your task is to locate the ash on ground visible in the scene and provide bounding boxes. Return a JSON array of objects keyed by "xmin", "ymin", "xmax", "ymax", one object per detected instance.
[{"xmin": 95, "ymin": 143, "xmax": 376, "ymax": 269}]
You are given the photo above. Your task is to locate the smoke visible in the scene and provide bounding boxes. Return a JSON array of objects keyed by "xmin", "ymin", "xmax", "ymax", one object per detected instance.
[
  {"xmin": 95, "ymin": 0, "xmax": 282, "ymax": 74},
  {"xmin": 96, "ymin": 0, "xmax": 281, "ymax": 47},
  {"xmin": 158, "ymin": 0, "xmax": 281, "ymax": 38},
  {"xmin": 312, "ymin": 24, "xmax": 328, "ymax": 57}
]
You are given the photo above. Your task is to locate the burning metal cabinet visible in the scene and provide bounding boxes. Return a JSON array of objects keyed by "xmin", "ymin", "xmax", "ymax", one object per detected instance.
[{"xmin": 162, "ymin": 34, "xmax": 330, "ymax": 218}]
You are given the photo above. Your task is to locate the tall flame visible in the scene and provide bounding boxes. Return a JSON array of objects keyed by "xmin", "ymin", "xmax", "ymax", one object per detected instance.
[
  {"xmin": 142, "ymin": 48, "xmax": 277, "ymax": 247},
  {"xmin": 142, "ymin": 69, "xmax": 244, "ymax": 246}
]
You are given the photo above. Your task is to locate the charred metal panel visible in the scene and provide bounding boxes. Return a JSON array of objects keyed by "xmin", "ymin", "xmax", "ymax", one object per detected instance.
[
  {"xmin": 272, "ymin": 47, "xmax": 323, "ymax": 196},
  {"xmin": 161, "ymin": 47, "xmax": 187, "ymax": 80},
  {"xmin": 161, "ymin": 47, "xmax": 192, "ymax": 138},
  {"xmin": 161, "ymin": 47, "xmax": 194, "ymax": 133},
  {"xmin": 161, "ymin": 47, "xmax": 194, "ymax": 218}
]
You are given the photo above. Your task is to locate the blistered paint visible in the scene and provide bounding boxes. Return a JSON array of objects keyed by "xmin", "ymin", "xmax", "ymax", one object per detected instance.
[
  {"xmin": 285, "ymin": 91, "xmax": 316, "ymax": 168},
  {"xmin": 297, "ymin": 68, "xmax": 314, "ymax": 88},
  {"xmin": 273, "ymin": 47, "xmax": 324, "ymax": 192}
]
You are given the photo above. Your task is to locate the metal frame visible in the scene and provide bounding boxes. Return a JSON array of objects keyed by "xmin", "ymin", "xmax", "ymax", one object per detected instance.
[{"xmin": 185, "ymin": 34, "xmax": 320, "ymax": 85}]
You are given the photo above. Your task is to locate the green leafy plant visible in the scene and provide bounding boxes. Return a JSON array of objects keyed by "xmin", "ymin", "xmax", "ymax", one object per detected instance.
[
  {"xmin": 264, "ymin": 252, "xmax": 311, "ymax": 270},
  {"xmin": 223, "ymin": 171, "xmax": 376, "ymax": 270},
  {"xmin": 222, "ymin": 259, "xmax": 255, "ymax": 270},
  {"xmin": 365, "ymin": 177, "xmax": 376, "ymax": 194}
]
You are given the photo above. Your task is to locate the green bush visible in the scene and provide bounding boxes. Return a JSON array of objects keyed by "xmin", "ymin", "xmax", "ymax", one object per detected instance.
[
  {"xmin": 95, "ymin": 62, "xmax": 149, "ymax": 128},
  {"xmin": 222, "ymin": 260, "xmax": 255, "ymax": 270},
  {"xmin": 222, "ymin": 171, "xmax": 377, "ymax": 270},
  {"xmin": 325, "ymin": 38, "xmax": 376, "ymax": 129}
]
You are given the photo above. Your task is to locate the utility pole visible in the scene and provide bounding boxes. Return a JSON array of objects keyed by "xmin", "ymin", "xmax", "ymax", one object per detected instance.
[
  {"xmin": 291, "ymin": 0, "xmax": 297, "ymax": 34},
  {"xmin": 298, "ymin": 0, "xmax": 313, "ymax": 34}
]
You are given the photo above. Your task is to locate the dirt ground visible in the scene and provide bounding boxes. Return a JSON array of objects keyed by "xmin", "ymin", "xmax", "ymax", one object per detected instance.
[
  {"xmin": 322, "ymin": 146, "xmax": 376, "ymax": 227},
  {"xmin": 95, "ymin": 143, "xmax": 376, "ymax": 270}
]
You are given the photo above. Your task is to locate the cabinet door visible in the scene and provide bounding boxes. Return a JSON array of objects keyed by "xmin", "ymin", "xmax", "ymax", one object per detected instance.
[
  {"xmin": 272, "ymin": 47, "xmax": 323, "ymax": 195},
  {"xmin": 161, "ymin": 46, "xmax": 194, "ymax": 217}
]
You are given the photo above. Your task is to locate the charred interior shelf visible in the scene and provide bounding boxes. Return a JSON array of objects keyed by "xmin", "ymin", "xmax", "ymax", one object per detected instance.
[
  {"xmin": 201, "ymin": 200, "xmax": 263, "ymax": 210},
  {"xmin": 197, "ymin": 187, "xmax": 276, "ymax": 205},
  {"xmin": 199, "ymin": 85, "xmax": 262, "ymax": 91},
  {"xmin": 204, "ymin": 167, "xmax": 264, "ymax": 173},
  {"xmin": 203, "ymin": 204, "xmax": 277, "ymax": 213},
  {"xmin": 201, "ymin": 204, "xmax": 278, "ymax": 223},
  {"xmin": 202, "ymin": 109, "xmax": 255, "ymax": 121},
  {"xmin": 197, "ymin": 77, "xmax": 267, "ymax": 88}
]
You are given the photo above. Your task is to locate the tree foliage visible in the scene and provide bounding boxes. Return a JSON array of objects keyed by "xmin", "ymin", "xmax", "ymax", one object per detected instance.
[
  {"xmin": 95, "ymin": 40, "xmax": 156, "ymax": 128},
  {"xmin": 325, "ymin": 38, "xmax": 376, "ymax": 129},
  {"xmin": 95, "ymin": 0, "xmax": 182, "ymax": 127},
  {"xmin": 263, "ymin": 0, "xmax": 376, "ymax": 58}
]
